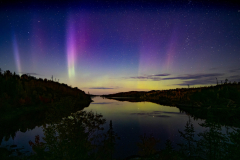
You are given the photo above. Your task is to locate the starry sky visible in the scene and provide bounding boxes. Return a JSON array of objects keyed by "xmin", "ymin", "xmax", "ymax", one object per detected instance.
[{"xmin": 0, "ymin": 0, "xmax": 240, "ymax": 95}]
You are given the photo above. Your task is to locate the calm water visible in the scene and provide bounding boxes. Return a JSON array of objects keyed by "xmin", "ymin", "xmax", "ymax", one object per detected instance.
[
  {"xmin": 1, "ymin": 96, "xmax": 228, "ymax": 158},
  {"xmin": 83, "ymin": 96, "xmax": 206, "ymax": 158}
]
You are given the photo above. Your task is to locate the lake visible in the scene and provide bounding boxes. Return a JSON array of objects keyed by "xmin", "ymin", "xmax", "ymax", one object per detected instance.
[{"xmin": 0, "ymin": 96, "xmax": 235, "ymax": 159}]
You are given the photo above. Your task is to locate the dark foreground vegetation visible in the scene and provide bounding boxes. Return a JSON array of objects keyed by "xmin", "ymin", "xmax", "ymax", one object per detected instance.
[
  {"xmin": 1, "ymin": 109, "xmax": 240, "ymax": 160},
  {"xmin": 0, "ymin": 110, "xmax": 119, "ymax": 160},
  {"xmin": 131, "ymin": 112, "xmax": 240, "ymax": 160}
]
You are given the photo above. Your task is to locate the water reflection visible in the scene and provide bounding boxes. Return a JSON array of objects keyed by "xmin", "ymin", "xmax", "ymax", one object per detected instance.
[{"xmin": 1, "ymin": 96, "xmax": 240, "ymax": 159}]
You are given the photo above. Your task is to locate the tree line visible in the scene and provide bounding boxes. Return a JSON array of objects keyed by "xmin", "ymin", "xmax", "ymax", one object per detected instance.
[{"xmin": 0, "ymin": 69, "xmax": 91, "ymax": 113}]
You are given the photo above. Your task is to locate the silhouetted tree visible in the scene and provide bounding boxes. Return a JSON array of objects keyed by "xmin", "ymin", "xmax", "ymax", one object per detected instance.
[
  {"xmin": 224, "ymin": 79, "xmax": 228, "ymax": 84},
  {"xmin": 226, "ymin": 127, "xmax": 240, "ymax": 159},
  {"xmin": 28, "ymin": 111, "xmax": 109, "ymax": 160},
  {"xmin": 4, "ymin": 70, "xmax": 12, "ymax": 76},
  {"xmin": 137, "ymin": 133, "xmax": 160, "ymax": 157},
  {"xmin": 178, "ymin": 116, "xmax": 197, "ymax": 158},
  {"xmin": 164, "ymin": 139, "xmax": 174, "ymax": 154},
  {"xmin": 197, "ymin": 111, "xmax": 229, "ymax": 160},
  {"xmin": 99, "ymin": 120, "xmax": 120, "ymax": 160},
  {"xmin": 160, "ymin": 139, "xmax": 182, "ymax": 159}
]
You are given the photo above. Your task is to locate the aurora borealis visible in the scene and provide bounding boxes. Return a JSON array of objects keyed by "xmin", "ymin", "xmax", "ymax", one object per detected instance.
[{"xmin": 0, "ymin": 1, "xmax": 240, "ymax": 95}]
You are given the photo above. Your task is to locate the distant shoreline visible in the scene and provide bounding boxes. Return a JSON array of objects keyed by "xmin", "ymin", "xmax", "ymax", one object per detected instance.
[
  {"xmin": 101, "ymin": 83, "xmax": 240, "ymax": 109},
  {"xmin": 101, "ymin": 84, "xmax": 240, "ymax": 126}
]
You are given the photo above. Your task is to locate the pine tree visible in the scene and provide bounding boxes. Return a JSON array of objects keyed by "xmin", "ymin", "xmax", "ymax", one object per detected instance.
[{"xmin": 178, "ymin": 116, "xmax": 196, "ymax": 158}]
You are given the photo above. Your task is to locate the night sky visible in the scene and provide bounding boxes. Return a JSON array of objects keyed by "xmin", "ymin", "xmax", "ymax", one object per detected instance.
[{"xmin": 0, "ymin": 0, "xmax": 240, "ymax": 95}]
